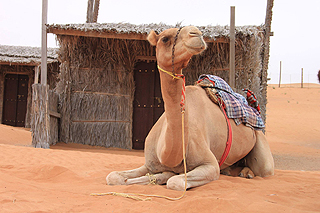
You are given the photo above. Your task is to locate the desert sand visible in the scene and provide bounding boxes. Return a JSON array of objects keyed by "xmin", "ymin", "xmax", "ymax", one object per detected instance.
[{"xmin": 0, "ymin": 84, "xmax": 319, "ymax": 213}]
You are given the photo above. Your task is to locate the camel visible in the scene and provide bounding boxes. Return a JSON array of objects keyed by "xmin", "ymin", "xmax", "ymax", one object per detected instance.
[{"xmin": 106, "ymin": 26, "xmax": 274, "ymax": 191}]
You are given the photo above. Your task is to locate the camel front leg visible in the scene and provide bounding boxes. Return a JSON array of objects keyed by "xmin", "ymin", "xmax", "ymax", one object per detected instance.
[
  {"xmin": 126, "ymin": 172, "xmax": 175, "ymax": 185},
  {"xmin": 106, "ymin": 165, "xmax": 175, "ymax": 185},
  {"xmin": 166, "ymin": 163, "xmax": 220, "ymax": 191},
  {"xmin": 106, "ymin": 165, "xmax": 149, "ymax": 185}
]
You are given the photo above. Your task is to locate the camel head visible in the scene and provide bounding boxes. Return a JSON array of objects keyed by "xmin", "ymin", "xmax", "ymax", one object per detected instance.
[{"xmin": 147, "ymin": 26, "xmax": 207, "ymax": 72}]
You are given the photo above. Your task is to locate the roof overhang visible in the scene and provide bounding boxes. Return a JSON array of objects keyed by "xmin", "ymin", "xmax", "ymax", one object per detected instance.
[
  {"xmin": 47, "ymin": 23, "xmax": 231, "ymax": 43},
  {"xmin": 0, "ymin": 61, "xmax": 40, "ymax": 66}
]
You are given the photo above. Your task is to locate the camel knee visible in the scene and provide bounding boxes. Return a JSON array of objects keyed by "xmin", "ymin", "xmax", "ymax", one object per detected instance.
[
  {"xmin": 259, "ymin": 159, "xmax": 274, "ymax": 177},
  {"xmin": 166, "ymin": 175, "xmax": 187, "ymax": 191},
  {"xmin": 166, "ymin": 164, "xmax": 220, "ymax": 191},
  {"xmin": 106, "ymin": 171, "xmax": 127, "ymax": 185},
  {"xmin": 247, "ymin": 154, "xmax": 274, "ymax": 177},
  {"xmin": 248, "ymin": 131, "xmax": 275, "ymax": 177}
]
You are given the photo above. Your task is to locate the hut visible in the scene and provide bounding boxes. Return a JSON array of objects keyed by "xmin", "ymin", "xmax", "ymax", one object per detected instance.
[
  {"xmin": 46, "ymin": 22, "xmax": 269, "ymax": 150},
  {"xmin": 0, "ymin": 45, "xmax": 59, "ymax": 128}
]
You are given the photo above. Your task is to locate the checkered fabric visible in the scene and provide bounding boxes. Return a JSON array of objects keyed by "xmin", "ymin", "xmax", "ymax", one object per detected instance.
[{"xmin": 198, "ymin": 74, "xmax": 265, "ymax": 130}]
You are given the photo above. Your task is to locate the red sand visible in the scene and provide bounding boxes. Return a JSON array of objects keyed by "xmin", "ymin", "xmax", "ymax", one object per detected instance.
[{"xmin": 0, "ymin": 84, "xmax": 319, "ymax": 212}]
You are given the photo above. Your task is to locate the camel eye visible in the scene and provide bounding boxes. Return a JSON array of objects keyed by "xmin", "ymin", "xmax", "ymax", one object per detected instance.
[{"xmin": 162, "ymin": 37, "xmax": 169, "ymax": 43}]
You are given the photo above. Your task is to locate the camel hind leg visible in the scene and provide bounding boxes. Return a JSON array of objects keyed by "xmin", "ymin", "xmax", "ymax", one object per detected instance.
[
  {"xmin": 245, "ymin": 130, "xmax": 274, "ymax": 177},
  {"xmin": 220, "ymin": 160, "xmax": 254, "ymax": 179}
]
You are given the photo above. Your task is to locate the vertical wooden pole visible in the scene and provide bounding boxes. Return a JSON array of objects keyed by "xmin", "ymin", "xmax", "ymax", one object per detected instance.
[
  {"xmin": 87, "ymin": 0, "xmax": 100, "ymax": 23},
  {"xmin": 301, "ymin": 68, "xmax": 304, "ymax": 88},
  {"xmin": 32, "ymin": 0, "xmax": 50, "ymax": 148},
  {"xmin": 229, "ymin": 6, "xmax": 235, "ymax": 89},
  {"xmin": 41, "ymin": 0, "xmax": 47, "ymax": 85},
  {"xmin": 93, "ymin": 0, "xmax": 100, "ymax": 23},
  {"xmin": 279, "ymin": 61, "xmax": 282, "ymax": 88},
  {"xmin": 86, "ymin": 0, "xmax": 94, "ymax": 23},
  {"xmin": 34, "ymin": 66, "xmax": 39, "ymax": 84}
]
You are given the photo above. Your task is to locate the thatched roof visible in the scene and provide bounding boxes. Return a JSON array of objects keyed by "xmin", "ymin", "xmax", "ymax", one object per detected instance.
[
  {"xmin": 0, "ymin": 45, "xmax": 59, "ymax": 66},
  {"xmin": 47, "ymin": 22, "xmax": 264, "ymax": 42}
]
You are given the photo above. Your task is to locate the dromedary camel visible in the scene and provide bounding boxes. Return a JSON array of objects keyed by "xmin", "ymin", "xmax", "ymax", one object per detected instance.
[{"xmin": 107, "ymin": 26, "xmax": 274, "ymax": 191}]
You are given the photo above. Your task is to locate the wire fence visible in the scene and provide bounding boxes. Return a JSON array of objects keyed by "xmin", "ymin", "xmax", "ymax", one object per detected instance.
[{"xmin": 268, "ymin": 72, "xmax": 319, "ymax": 88}]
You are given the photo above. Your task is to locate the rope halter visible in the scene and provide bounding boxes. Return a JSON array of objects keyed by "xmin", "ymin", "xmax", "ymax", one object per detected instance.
[{"xmin": 157, "ymin": 27, "xmax": 186, "ymax": 112}]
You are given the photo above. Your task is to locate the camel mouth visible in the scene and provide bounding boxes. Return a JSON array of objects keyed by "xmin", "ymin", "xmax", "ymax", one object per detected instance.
[{"xmin": 184, "ymin": 38, "xmax": 207, "ymax": 55}]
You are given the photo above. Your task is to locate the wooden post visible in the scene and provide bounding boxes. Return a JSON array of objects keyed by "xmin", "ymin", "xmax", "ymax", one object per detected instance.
[
  {"xmin": 32, "ymin": 84, "xmax": 50, "ymax": 149},
  {"xmin": 229, "ymin": 6, "xmax": 235, "ymax": 89},
  {"xmin": 87, "ymin": 0, "xmax": 100, "ymax": 23},
  {"xmin": 93, "ymin": 0, "xmax": 100, "ymax": 23},
  {"xmin": 41, "ymin": 0, "xmax": 47, "ymax": 85},
  {"xmin": 279, "ymin": 61, "xmax": 282, "ymax": 88},
  {"xmin": 32, "ymin": 0, "xmax": 50, "ymax": 148},
  {"xmin": 301, "ymin": 68, "xmax": 303, "ymax": 88},
  {"xmin": 86, "ymin": 0, "xmax": 94, "ymax": 23},
  {"xmin": 34, "ymin": 66, "xmax": 40, "ymax": 84}
]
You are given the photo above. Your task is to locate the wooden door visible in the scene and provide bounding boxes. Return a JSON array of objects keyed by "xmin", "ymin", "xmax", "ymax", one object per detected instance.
[
  {"xmin": 2, "ymin": 74, "xmax": 29, "ymax": 127},
  {"xmin": 132, "ymin": 61, "xmax": 164, "ymax": 150}
]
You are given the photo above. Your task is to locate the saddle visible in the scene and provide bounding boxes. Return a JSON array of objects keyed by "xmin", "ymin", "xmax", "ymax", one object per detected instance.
[{"xmin": 196, "ymin": 74, "xmax": 265, "ymax": 130}]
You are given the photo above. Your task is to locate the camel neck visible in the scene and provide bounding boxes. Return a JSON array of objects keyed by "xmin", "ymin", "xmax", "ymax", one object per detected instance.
[{"xmin": 157, "ymin": 68, "xmax": 187, "ymax": 168}]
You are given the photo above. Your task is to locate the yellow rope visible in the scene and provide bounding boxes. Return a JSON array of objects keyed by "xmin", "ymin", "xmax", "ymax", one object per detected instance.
[
  {"xmin": 90, "ymin": 192, "xmax": 152, "ymax": 201},
  {"xmin": 157, "ymin": 65, "xmax": 183, "ymax": 80},
  {"xmin": 146, "ymin": 173, "xmax": 157, "ymax": 185},
  {"xmin": 91, "ymin": 112, "xmax": 187, "ymax": 201}
]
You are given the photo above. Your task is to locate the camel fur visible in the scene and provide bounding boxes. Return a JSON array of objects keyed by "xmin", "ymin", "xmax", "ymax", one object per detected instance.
[{"xmin": 106, "ymin": 26, "xmax": 274, "ymax": 191}]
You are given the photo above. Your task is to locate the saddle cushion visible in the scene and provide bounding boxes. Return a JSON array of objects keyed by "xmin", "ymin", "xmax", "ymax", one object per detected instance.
[{"xmin": 197, "ymin": 74, "xmax": 265, "ymax": 130}]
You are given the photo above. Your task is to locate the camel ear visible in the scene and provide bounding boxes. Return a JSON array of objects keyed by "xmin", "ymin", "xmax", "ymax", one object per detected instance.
[{"xmin": 147, "ymin": 30, "xmax": 158, "ymax": 46}]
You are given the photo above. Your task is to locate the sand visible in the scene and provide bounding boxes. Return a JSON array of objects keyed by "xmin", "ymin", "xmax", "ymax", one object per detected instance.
[{"xmin": 0, "ymin": 84, "xmax": 319, "ymax": 213}]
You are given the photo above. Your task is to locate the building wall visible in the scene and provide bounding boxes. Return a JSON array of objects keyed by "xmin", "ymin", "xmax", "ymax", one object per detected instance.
[
  {"xmin": 56, "ymin": 34, "xmax": 267, "ymax": 149},
  {"xmin": 56, "ymin": 36, "xmax": 147, "ymax": 149}
]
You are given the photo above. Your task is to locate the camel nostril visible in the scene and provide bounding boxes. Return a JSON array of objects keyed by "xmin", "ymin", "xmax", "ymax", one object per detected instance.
[{"xmin": 189, "ymin": 31, "xmax": 200, "ymax": 37}]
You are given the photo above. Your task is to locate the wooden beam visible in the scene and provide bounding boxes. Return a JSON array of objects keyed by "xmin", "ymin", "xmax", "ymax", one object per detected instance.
[
  {"xmin": 229, "ymin": 6, "xmax": 236, "ymax": 88},
  {"xmin": 0, "ymin": 62, "xmax": 40, "ymax": 66},
  {"xmin": 136, "ymin": 56, "xmax": 156, "ymax": 61},
  {"xmin": 48, "ymin": 28, "xmax": 148, "ymax": 40},
  {"xmin": 48, "ymin": 28, "xmax": 229, "ymax": 43},
  {"xmin": 73, "ymin": 90, "xmax": 130, "ymax": 97},
  {"xmin": 209, "ymin": 67, "xmax": 245, "ymax": 72},
  {"xmin": 49, "ymin": 110, "xmax": 61, "ymax": 118},
  {"xmin": 204, "ymin": 37, "xmax": 229, "ymax": 43}
]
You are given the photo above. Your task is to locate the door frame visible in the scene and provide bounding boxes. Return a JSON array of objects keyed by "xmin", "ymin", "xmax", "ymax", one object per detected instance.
[
  {"xmin": 2, "ymin": 73, "xmax": 29, "ymax": 127},
  {"xmin": 132, "ymin": 60, "xmax": 164, "ymax": 150}
]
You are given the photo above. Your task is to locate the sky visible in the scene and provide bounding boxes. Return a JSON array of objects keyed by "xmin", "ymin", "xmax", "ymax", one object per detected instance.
[{"xmin": 0, "ymin": 0, "xmax": 319, "ymax": 84}]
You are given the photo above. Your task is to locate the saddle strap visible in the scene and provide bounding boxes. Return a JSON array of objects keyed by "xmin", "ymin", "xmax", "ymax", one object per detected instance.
[
  {"xmin": 197, "ymin": 78, "xmax": 233, "ymax": 167},
  {"xmin": 217, "ymin": 96, "xmax": 233, "ymax": 167}
]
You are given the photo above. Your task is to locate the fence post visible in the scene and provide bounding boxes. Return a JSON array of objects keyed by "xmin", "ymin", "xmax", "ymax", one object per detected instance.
[
  {"xmin": 279, "ymin": 61, "xmax": 282, "ymax": 88},
  {"xmin": 301, "ymin": 68, "xmax": 303, "ymax": 88}
]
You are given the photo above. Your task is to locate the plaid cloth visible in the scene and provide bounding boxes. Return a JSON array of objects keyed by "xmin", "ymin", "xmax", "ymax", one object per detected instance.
[{"xmin": 198, "ymin": 74, "xmax": 265, "ymax": 129}]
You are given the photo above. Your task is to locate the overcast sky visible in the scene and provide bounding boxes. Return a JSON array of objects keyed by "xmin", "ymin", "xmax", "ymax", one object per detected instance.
[{"xmin": 0, "ymin": 0, "xmax": 319, "ymax": 84}]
